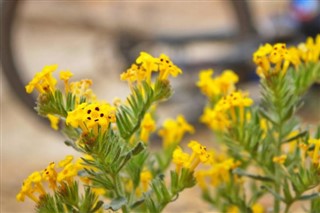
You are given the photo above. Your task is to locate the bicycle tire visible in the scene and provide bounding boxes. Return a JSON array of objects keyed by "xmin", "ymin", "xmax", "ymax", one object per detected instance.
[
  {"xmin": 1, "ymin": 0, "xmax": 256, "ymax": 114},
  {"xmin": 1, "ymin": 0, "xmax": 36, "ymax": 112}
]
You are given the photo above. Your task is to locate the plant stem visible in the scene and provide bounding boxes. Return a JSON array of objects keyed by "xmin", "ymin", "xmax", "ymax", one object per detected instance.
[{"xmin": 112, "ymin": 175, "xmax": 130, "ymax": 213}]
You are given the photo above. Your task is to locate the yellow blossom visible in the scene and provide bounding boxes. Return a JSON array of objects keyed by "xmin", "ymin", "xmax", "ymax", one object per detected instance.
[
  {"xmin": 121, "ymin": 64, "xmax": 146, "ymax": 83},
  {"xmin": 158, "ymin": 115, "xmax": 194, "ymax": 148},
  {"xmin": 140, "ymin": 113, "xmax": 156, "ymax": 143},
  {"xmin": 140, "ymin": 170, "xmax": 152, "ymax": 192},
  {"xmin": 66, "ymin": 102, "xmax": 116, "ymax": 134},
  {"xmin": 172, "ymin": 146, "xmax": 190, "ymax": 173},
  {"xmin": 16, "ymin": 171, "xmax": 47, "ymax": 203},
  {"xmin": 252, "ymin": 203, "xmax": 264, "ymax": 213},
  {"xmin": 66, "ymin": 103, "xmax": 88, "ymax": 132},
  {"xmin": 217, "ymin": 70, "xmax": 239, "ymax": 95},
  {"xmin": 136, "ymin": 52, "xmax": 158, "ymax": 83},
  {"xmin": 253, "ymin": 43, "xmax": 293, "ymax": 78},
  {"xmin": 187, "ymin": 140, "xmax": 212, "ymax": 170},
  {"xmin": 58, "ymin": 155, "xmax": 74, "ymax": 168},
  {"xmin": 197, "ymin": 69, "xmax": 239, "ymax": 99},
  {"xmin": 157, "ymin": 54, "xmax": 182, "ymax": 80},
  {"xmin": 59, "ymin": 70, "xmax": 73, "ymax": 81},
  {"xmin": 227, "ymin": 205, "xmax": 239, "ymax": 213},
  {"xmin": 25, "ymin": 64, "xmax": 58, "ymax": 94},
  {"xmin": 200, "ymin": 106, "xmax": 230, "ymax": 132},
  {"xmin": 47, "ymin": 114, "xmax": 59, "ymax": 130},
  {"xmin": 273, "ymin": 154, "xmax": 287, "ymax": 164},
  {"xmin": 214, "ymin": 91, "xmax": 253, "ymax": 124},
  {"xmin": 309, "ymin": 138, "xmax": 320, "ymax": 164},
  {"xmin": 70, "ymin": 79, "xmax": 96, "ymax": 104},
  {"xmin": 57, "ymin": 163, "xmax": 79, "ymax": 184},
  {"xmin": 60, "ymin": 70, "xmax": 73, "ymax": 93},
  {"xmin": 42, "ymin": 162, "xmax": 58, "ymax": 190}
]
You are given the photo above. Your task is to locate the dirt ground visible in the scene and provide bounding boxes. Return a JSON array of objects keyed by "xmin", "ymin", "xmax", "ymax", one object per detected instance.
[{"xmin": 2, "ymin": 1, "xmax": 304, "ymax": 213}]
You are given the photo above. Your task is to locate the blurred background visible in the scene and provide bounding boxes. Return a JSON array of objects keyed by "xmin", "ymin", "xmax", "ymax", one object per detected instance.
[{"xmin": 1, "ymin": 0, "xmax": 320, "ymax": 212}]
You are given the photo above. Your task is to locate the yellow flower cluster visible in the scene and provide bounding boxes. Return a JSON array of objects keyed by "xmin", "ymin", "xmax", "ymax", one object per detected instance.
[
  {"xmin": 66, "ymin": 102, "xmax": 116, "ymax": 135},
  {"xmin": 25, "ymin": 65, "xmax": 58, "ymax": 94},
  {"xmin": 200, "ymin": 91, "xmax": 253, "ymax": 131},
  {"xmin": 70, "ymin": 79, "xmax": 96, "ymax": 104},
  {"xmin": 253, "ymin": 35, "xmax": 320, "ymax": 78},
  {"xmin": 158, "ymin": 115, "xmax": 194, "ymax": 148},
  {"xmin": 121, "ymin": 52, "xmax": 182, "ymax": 85},
  {"xmin": 196, "ymin": 69, "xmax": 238, "ymax": 100},
  {"xmin": 172, "ymin": 140, "xmax": 212, "ymax": 173},
  {"xmin": 16, "ymin": 155, "xmax": 83, "ymax": 203},
  {"xmin": 26, "ymin": 65, "xmax": 97, "ymax": 103},
  {"xmin": 195, "ymin": 156, "xmax": 240, "ymax": 189}
]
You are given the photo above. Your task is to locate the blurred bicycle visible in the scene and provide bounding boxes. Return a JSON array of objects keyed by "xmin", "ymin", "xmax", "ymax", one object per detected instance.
[{"xmin": 1, "ymin": 0, "xmax": 319, "ymax": 122}]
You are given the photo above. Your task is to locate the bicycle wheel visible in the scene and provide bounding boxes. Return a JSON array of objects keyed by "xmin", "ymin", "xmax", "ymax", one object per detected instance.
[{"xmin": 2, "ymin": 0, "xmax": 256, "ymax": 121}]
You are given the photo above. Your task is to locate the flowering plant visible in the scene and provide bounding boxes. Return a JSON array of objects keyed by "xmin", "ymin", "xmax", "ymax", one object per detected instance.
[
  {"xmin": 196, "ymin": 35, "xmax": 320, "ymax": 213},
  {"xmin": 18, "ymin": 52, "xmax": 207, "ymax": 213},
  {"xmin": 17, "ymin": 35, "xmax": 320, "ymax": 213}
]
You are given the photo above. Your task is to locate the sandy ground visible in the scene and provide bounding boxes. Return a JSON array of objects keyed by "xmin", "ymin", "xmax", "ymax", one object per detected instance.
[{"xmin": 1, "ymin": 1, "xmax": 301, "ymax": 213}]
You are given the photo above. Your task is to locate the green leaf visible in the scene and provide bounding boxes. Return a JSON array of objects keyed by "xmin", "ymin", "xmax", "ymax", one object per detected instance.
[
  {"xmin": 282, "ymin": 131, "xmax": 308, "ymax": 144},
  {"xmin": 299, "ymin": 193, "xmax": 320, "ymax": 201},
  {"xmin": 131, "ymin": 141, "xmax": 145, "ymax": 155},
  {"xmin": 104, "ymin": 196, "xmax": 127, "ymax": 211},
  {"xmin": 233, "ymin": 168, "xmax": 274, "ymax": 182},
  {"xmin": 90, "ymin": 200, "xmax": 103, "ymax": 213},
  {"xmin": 261, "ymin": 185, "xmax": 285, "ymax": 202}
]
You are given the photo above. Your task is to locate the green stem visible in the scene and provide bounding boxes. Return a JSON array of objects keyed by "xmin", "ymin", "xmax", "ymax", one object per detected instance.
[{"xmin": 112, "ymin": 175, "xmax": 130, "ymax": 213}]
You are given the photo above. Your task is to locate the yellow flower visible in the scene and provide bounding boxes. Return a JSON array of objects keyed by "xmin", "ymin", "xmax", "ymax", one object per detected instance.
[
  {"xmin": 260, "ymin": 118, "xmax": 268, "ymax": 139},
  {"xmin": 172, "ymin": 146, "xmax": 190, "ymax": 173},
  {"xmin": 158, "ymin": 115, "xmax": 194, "ymax": 148},
  {"xmin": 140, "ymin": 113, "xmax": 156, "ymax": 143},
  {"xmin": 195, "ymin": 170, "xmax": 210, "ymax": 190},
  {"xmin": 298, "ymin": 36, "xmax": 320, "ymax": 63},
  {"xmin": 70, "ymin": 79, "xmax": 96, "ymax": 104},
  {"xmin": 66, "ymin": 102, "xmax": 116, "ymax": 135},
  {"xmin": 157, "ymin": 54, "xmax": 182, "ymax": 80},
  {"xmin": 60, "ymin": 70, "xmax": 73, "ymax": 93},
  {"xmin": 197, "ymin": 69, "xmax": 239, "ymax": 100},
  {"xmin": 140, "ymin": 170, "xmax": 152, "ymax": 192},
  {"xmin": 227, "ymin": 205, "xmax": 239, "ymax": 213},
  {"xmin": 196, "ymin": 69, "xmax": 217, "ymax": 98},
  {"xmin": 59, "ymin": 70, "xmax": 73, "ymax": 81},
  {"xmin": 58, "ymin": 155, "xmax": 74, "ymax": 168},
  {"xmin": 309, "ymin": 138, "xmax": 320, "ymax": 164},
  {"xmin": 66, "ymin": 103, "xmax": 88, "ymax": 132},
  {"xmin": 253, "ymin": 43, "xmax": 293, "ymax": 78},
  {"xmin": 42, "ymin": 162, "xmax": 58, "ymax": 190},
  {"xmin": 136, "ymin": 52, "xmax": 158, "ymax": 83},
  {"xmin": 16, "ymin": 171, "xmax": 46, "ymax": 203},
  {"xmin": 253, "ymin": 43, "xmax": 272, "ymax": 78},
  {"xmin": 82, "ymin": 102, "xmax": 116, "ymax": 133},
  {"xmin": 121, "ymin": 64, "xmax": 146, "ymax": 83},
  {"xmin": 214, "ymin": 91, "xmax": 253, "ymax": 124},
  {"xmin": 200, "ymin": 106, "xmax": 230, "ymax": 132},
  {"xmin": 47, "ymin": 114, "xmax": 59, "ymax": 130},
  {"xmin": 273, "ymin": 154, "xmax": 287, "ymax": 164},
  {"xmin": 25, "ymin": 64, "xmax": 58, "ymax": 94},
  {"xmin": 252, "ymin": 203, "xmax": 264, "ymax": 213},
  {"xmin": 57, "ymin": 163, "xmax": 79, "ymax": 184},
  {"xmin": 187, "ymin": 140, "xmax": 212, "ymax": 170},
  {"xmin": 216, "ymin": 70, "xmax": 239, "ymax": 95}
]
